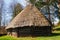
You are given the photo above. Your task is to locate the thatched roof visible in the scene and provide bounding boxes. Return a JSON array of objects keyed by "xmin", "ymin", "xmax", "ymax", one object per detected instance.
[{"xmin": 6, "ymin": 4, "xmax": 51, "ymax": 29}]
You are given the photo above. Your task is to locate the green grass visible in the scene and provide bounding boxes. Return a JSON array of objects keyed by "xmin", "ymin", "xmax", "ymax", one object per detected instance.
[
  {"xmin": 0, "ymin": 35, "xmax": 18, "ymax": 40},
  {"xmin": 0, "ymin": 35, "xmax": 60, "ymax": 40},
  {"xmin": 0, "ymin": 25, "xmax": 60, "ymax": 40}
]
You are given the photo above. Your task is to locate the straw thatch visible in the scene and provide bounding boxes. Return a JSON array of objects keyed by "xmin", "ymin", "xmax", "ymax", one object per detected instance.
[{"xmin": 6, "ymin": 4, "xmax": 51, "ymax": 29}]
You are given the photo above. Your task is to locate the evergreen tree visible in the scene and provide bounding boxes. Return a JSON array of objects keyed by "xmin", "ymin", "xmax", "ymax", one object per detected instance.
[{"xmin": 13, "ymin": 3, "xmax": 23, "ymax": 18}]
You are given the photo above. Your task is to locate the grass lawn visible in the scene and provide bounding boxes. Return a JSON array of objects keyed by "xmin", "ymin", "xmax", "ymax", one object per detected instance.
[{"xmin": 0, "ymin": 26, "xmax": 60, "ymax": 40}]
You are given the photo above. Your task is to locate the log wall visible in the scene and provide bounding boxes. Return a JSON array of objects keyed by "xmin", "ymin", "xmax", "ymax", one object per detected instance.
[{"xmin": 7, "ymin": 26, "xmax": 52, "ymax": 37}]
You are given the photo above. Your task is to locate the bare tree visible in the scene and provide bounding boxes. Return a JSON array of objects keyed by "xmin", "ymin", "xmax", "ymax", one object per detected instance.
[{"xmin": 0, "ymin": 0, "xmax": 3, "ymax": 26}]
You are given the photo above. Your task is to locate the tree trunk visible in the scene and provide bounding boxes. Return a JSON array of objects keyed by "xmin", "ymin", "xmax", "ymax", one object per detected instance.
[
  {"xmin": 47, "ymin": 5, "xmax": 51, "ymax": 21},
  {"xmin": 0, "ymin": 3, "xmax": 3, "ymax": 26}
]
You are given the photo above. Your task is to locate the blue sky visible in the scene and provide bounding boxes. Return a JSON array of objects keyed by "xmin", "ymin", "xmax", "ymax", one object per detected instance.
[
  {"xmin": 4, "ymin": 0, "xmax": 28, "ymax": 7},
  {"xmin": 17, "ymin": 0, "xmax": 28, "ymax": 7},
  {"xmin": 1, "ymin": 0, "xmax": 28, "ymax": 26}
]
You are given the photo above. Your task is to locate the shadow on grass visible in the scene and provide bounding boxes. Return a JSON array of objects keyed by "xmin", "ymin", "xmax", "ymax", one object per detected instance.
[
  {"xmin": 18, "ymin": 33, "xmax": 60, "ymax": 37},
  {"xmin": 54, "ymin": 28, "xmax": 60, "ymax": 31},
  {"xmin": 50, "ymin": 33, "xmax": 60, "ymax": 36},
  {"xmin": 26, "ymin": 33, "xmax": 60, "ymax": 37},
  {"xmin": 0, "ymin": 33, "xmax": 60, "ymax": 37}
]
